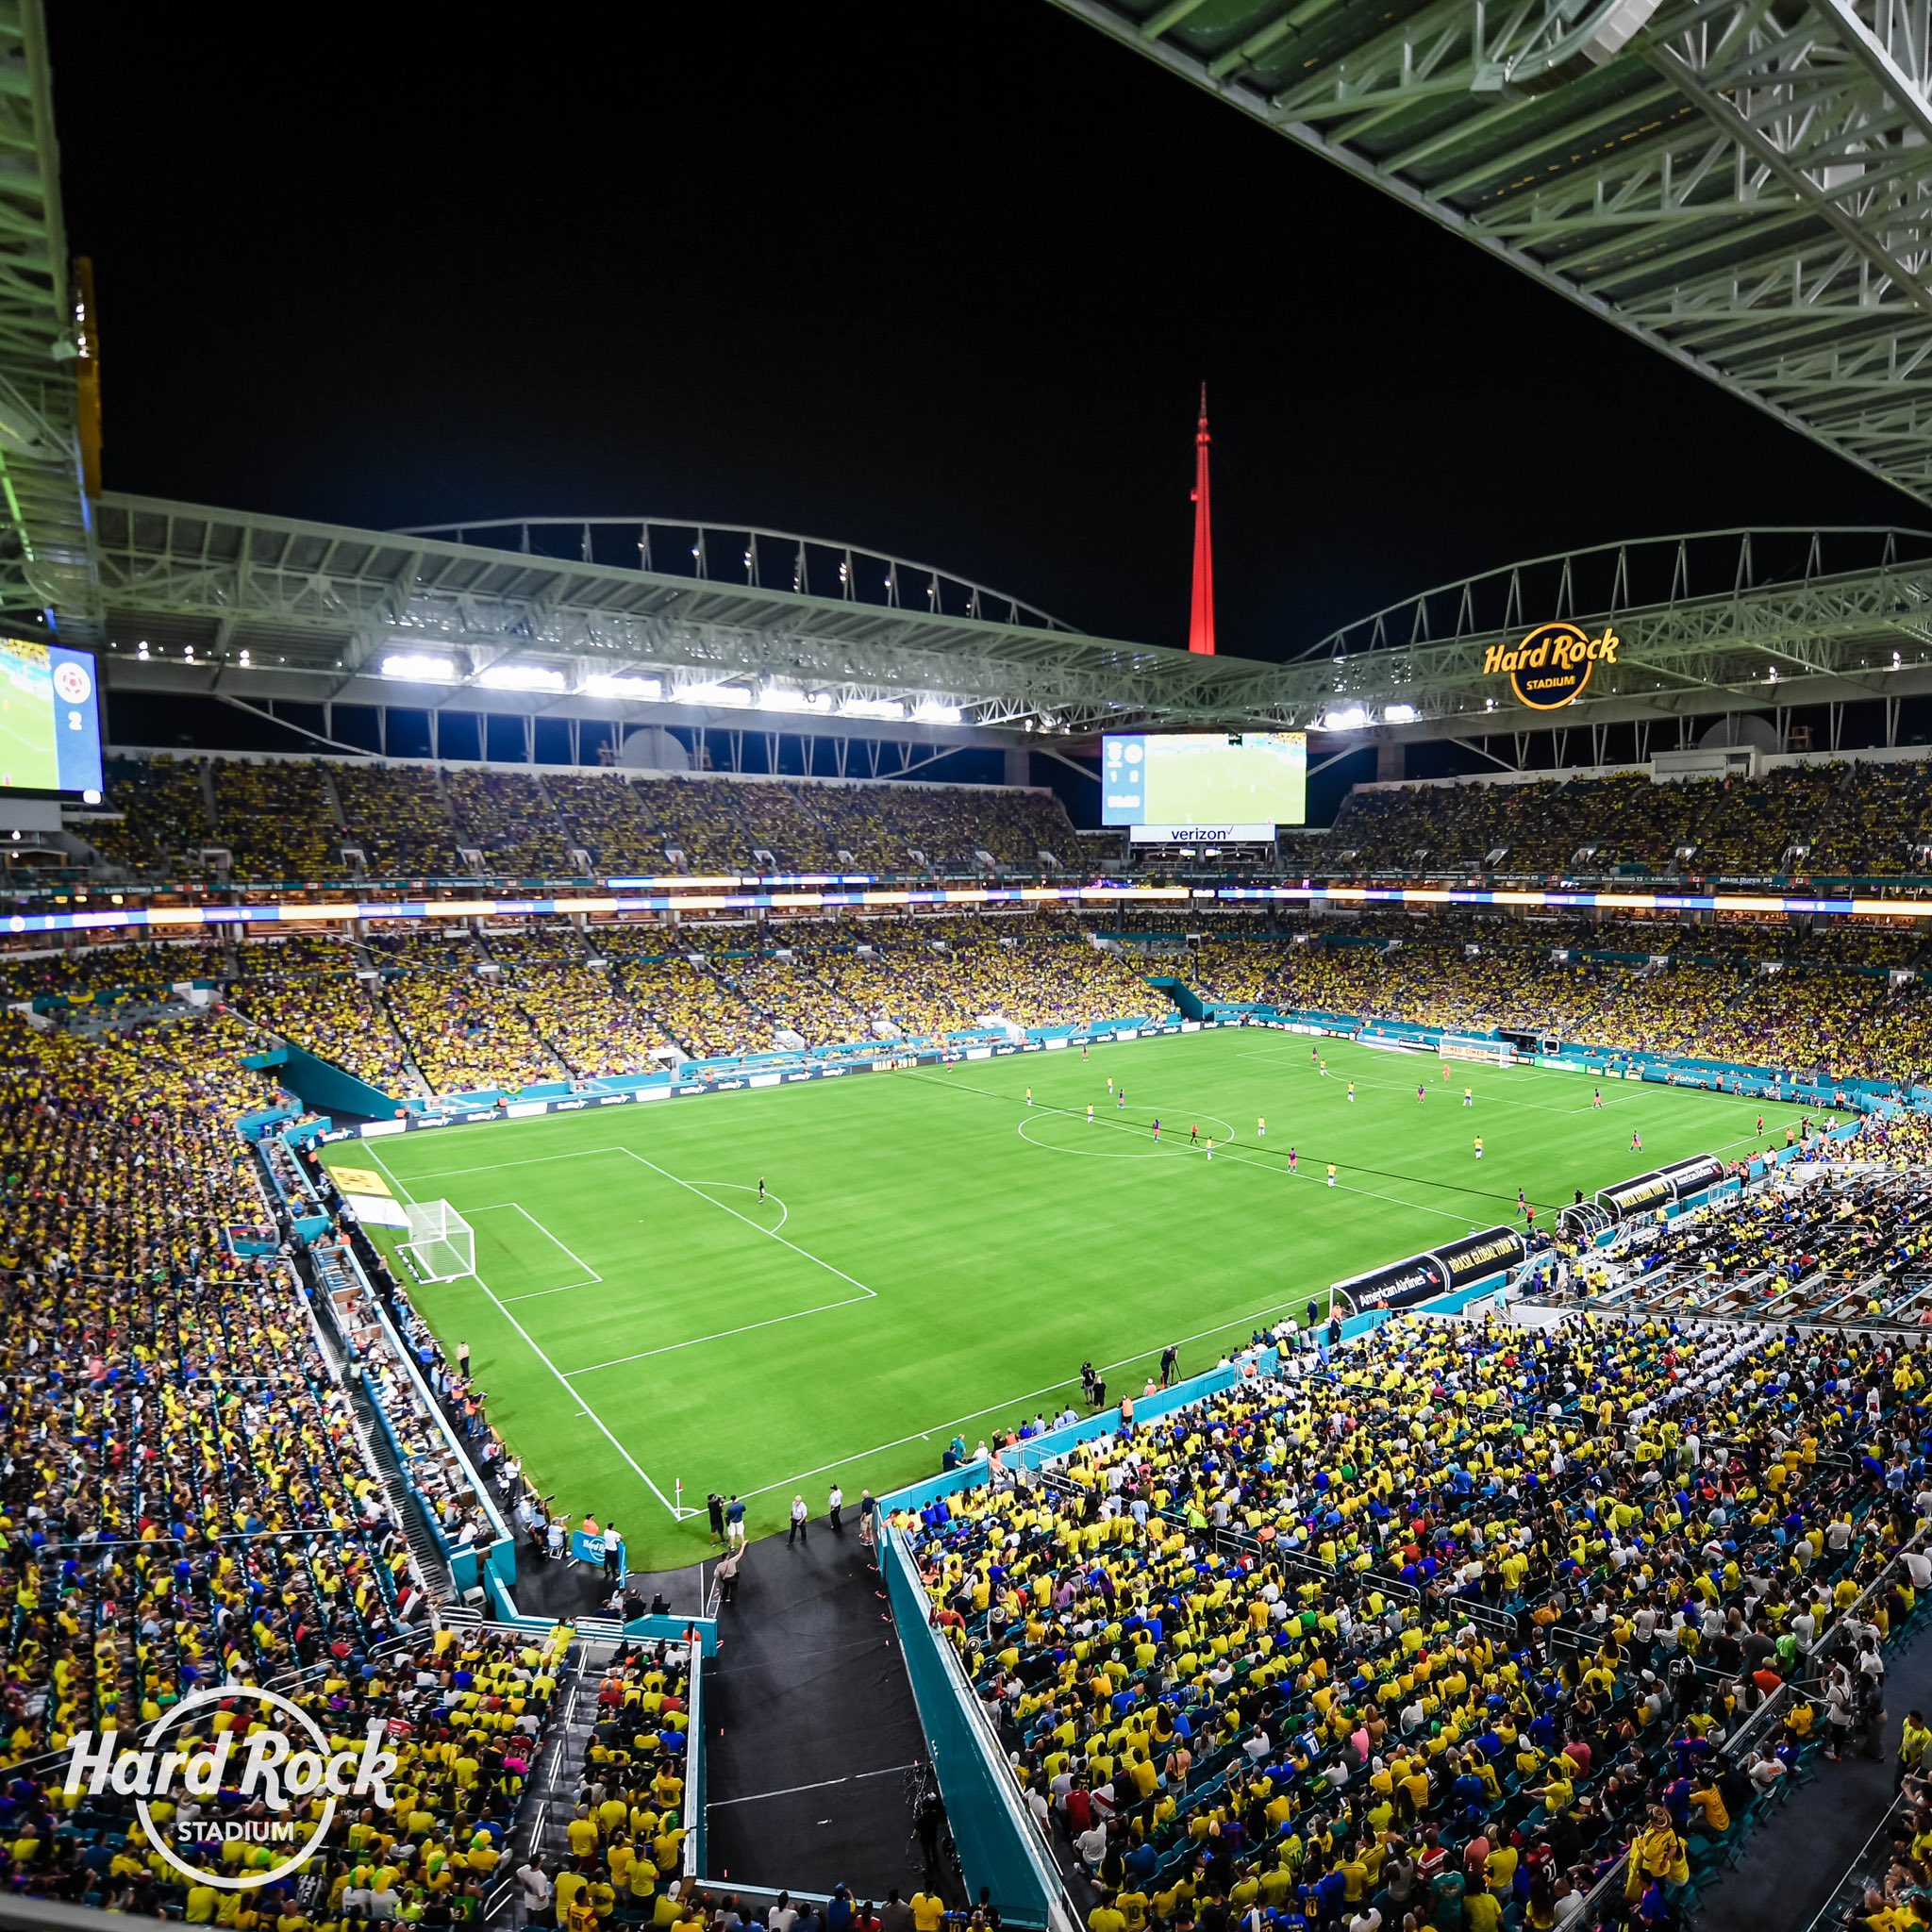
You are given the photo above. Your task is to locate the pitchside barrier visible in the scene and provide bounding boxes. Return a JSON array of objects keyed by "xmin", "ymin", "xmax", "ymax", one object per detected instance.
[
  {"xmin": 873, "ymin": 1327, "xmax": 1403, "ymax": 1924},
  {"xmin": 312, "ymin": 1010, "xmax": 1214, "ymax": 1142},
  {"xmin": 300, "ymin": 1003, "xmax": 1924, "ymax": 1153},
  {"xmin": 1235, "ymin": 1005, "xmax": 1917, "ymax": 1116}
]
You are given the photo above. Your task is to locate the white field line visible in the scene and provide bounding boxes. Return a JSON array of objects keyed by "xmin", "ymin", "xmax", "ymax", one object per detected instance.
[
  {"xmin": 362, "ymin": 1146, "xmax": 689, "ymax": 1521},
  {"xmin": 562, "ymin": 1156, "xmax": 874, "ymax": 1375},
  {"xmin": 360, "ymin": 1036, "xmax": 1791, "ymax": 1522},
  {"xmin": 468, "ymin": 1202, "xmax": 605, "ymax": 1301},
  {"xmin": 922, "ymin": 1070, "xmax": 1494, "ymax": 1225},
  {"xmin": 565, "ymin": 1289, "xmax": 872, "ymax": 1374},
  {"xmin": 726, "ymin": 1288, "xmax": 1335, "ymax": 1505}
]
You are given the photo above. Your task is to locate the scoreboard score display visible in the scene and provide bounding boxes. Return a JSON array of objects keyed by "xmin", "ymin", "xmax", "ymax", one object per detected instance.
[
  {"xmin": 1102, "ymin": 731, "xmax": 1307, "ymax": 833},
  {"xmin": 0, "ymin": 640, "xmax": 103, "ymax": 794}
]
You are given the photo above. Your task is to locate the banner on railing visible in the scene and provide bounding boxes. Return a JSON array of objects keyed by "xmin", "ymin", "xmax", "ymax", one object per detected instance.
[
  {"xmin": 1597, "ymin": 1151, "xmax": 1725, "ymax": 1220},
  {"xmin": 1335, "ymin": 1223, "xmax": 1524, "ymax": 1315},
  {"xmin": 1428, "ymin": 1224, "xmax": 1528, "ymax": 1291},
  {"xmin": 1333, "ymin": 1253, "xmax": 1447, "ymax": 1313}
]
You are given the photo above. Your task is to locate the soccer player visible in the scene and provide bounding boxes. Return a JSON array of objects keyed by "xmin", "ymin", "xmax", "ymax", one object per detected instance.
[
  {"xmin": 1087, "ymin": 1105, "xmax": 1094, "ymax": 1125},
  {"xmin": 758, "ymin": 1176, "xmax": 766, "ymax": 1204},
  {"xmin": 1190, "ymin": 1123, "xmax": 1199, "ymax": 1144},
  {"xmin": 1311, "ymin": 1045, "xmax": 1320, "ymax": 1067},
  {"xmin": 1108, "ymin": 1076, "xmax": 1114, "ymax": 1095},
  {"xmin": 1205, "ymin": 1137, "xmax": 1214, "ymax": 1161},
  {"xmin": 1592, "ymin": 1088, "xmax": 1604, "ymax": 1109},
  {"xmin": 1474, "ymin": 1135, "xmax": 1484, "ymax": 1160},
  {"xmin": 1757, "ymin": 1114, "xmax": 1764, "ymax": 1138},
  {"xmin": 1463, "ymin": 1087, "xmax": 1474, "ymax": 1108},
  {"xmin": 1441, "ymin": 1062, "xmax": 1450, "ymax": 1082},
  {"xmin": 1347, "ymin": 1082, "xmax": 1356, "ymax": 1103},
  {"xmin": 1417, "ymin": 1082, "xmax": 1426, "ymax": 1104},
  {"xmin": 1325, "ymin": 1162, "xmax": 1337, "ymax": 1187},
  {"xmin": 1257, "ymin": 1114, "xmax": 1265, "ymax": 1138},
  {"xmin": 1632, "ymin": 1128, "xmax": 1643, "ymax": 1154},
  {"xmin": 1081, "ymin": 1042, "xmax": 1089, "ymax": 1060},
  {"xmin": 1288, "ymin": 1145, "xmax": 1298, "ymax": 1174},
  {"xmin": 1517, "ymin": 1188, "xmax": 1527, "ymax": 1218},
  {"xmin": 1319, "ymin": 1058, "xmax": 1327, "ymax": 1076},
  {"xmin": 1117, "ymin": 1087, "xmax": 1125, "ymax": 1108},
  {"xmin": 1152, "ymin": 1117, "xmax": 1160, "ymax": 1141},
  {"xmin": 1025, "ymin": 1086, "xmax": 1033, "ymax": 1108}
]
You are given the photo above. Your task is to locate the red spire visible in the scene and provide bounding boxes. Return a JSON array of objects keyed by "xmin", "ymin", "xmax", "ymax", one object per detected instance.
[{"xmin": 1188, "ymin": 383, "xmax": 1215, "ymax": 656}]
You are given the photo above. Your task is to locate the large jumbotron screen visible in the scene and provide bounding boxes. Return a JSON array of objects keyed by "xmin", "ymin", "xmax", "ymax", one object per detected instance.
[
  {"xmin": 0, "ymin": 639, "xmax": 102, "ymax": 794},
  {"xmin": 1101, "ymin": 729, "xmax": 1307, "ymax": 828}
]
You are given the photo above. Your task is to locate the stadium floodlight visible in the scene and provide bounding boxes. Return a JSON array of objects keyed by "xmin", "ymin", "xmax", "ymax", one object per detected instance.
[
  {"xmin": 678, "ymin": 681, "xmax": 754, "ymax": 708},
  {"xmin": 841, "ymin": 697, "xmax": 906, "ymax": 721},
  {"xmin": 382, "ymin": 652, "xmax": 460, "ymax": 682},
  {"xmin": 479, "ymin": 663, "xmax": 567, "ymax": 692},
  {"xmin": 580, "ymin": 673, "xmax": 663, "ymax": 701},
  {"xmin": 401, "ymin": 1199, "xmax": 476, "ymax": 1283},
  {"xmin": 1384, "ymin": 704, "xmax": 1417, "ymax": 724},
  {"xmin": 1319, "ymin": 706, "xmax": 1373, "ymax": 731},
  {"xmin": 758, "ymin": 686, "xmax": 831, "ymax": 714},
  {"xmin": 912, "ymin": 700, "xmax": 963, "ymax": 725}
]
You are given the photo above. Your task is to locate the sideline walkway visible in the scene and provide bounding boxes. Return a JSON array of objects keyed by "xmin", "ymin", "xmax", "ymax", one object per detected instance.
[
  {"xmin": 704, "ymin": 1522, "xmax": 935, "ymax": 1900},
  {"xmin": 1704, "ymin": 1627, "xmax": 1932, "ymax": 1932}
]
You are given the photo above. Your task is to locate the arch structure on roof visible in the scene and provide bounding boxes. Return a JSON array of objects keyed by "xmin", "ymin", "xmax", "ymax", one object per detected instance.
[
  {"xmin": 1296, "ymin": 524, "xmax": 1932, "ymax": 747},
  {"xmin": 93, "ymin": 503, "xmax": 1932, "ymax": 748},
  {"xmin": 1051, "ymin": 0, "xmax": 1932, "ymax": 511},
  {"xmin": 94, "ymin": 493, "xmax": 1207, "ymax": 741},
  {"xmin": 392, "ymin": 515, "xmax": 1074, "ymax": 635}
]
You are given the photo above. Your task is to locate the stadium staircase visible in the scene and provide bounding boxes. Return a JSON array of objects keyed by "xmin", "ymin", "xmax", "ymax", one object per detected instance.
[
  {"xmin": 303, "ymin": 1239, "xmax": 458, "ymax": 1598},
  {"xmin": 375, "ymin": 981, "xmax": 436, "ymax": 1094},
  {"xmin": 513, "ymin": 1637, "xmax": 618, "ymax": 1904},
  {"xmin": 315, "ymin": 759, "xmax": 346, "ymax": 832},
  {"xmin": 354, "ymin": 1381, "xmax": 458, "ymax": 1598}
]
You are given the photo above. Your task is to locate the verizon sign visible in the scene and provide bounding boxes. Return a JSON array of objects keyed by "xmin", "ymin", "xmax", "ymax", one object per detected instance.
[{"xmin": 1128, "ymin": 824, "xmax": 1273, "ymax": 844}]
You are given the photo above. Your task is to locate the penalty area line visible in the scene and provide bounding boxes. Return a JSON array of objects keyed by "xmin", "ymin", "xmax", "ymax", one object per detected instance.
[{"xmin": 361, "ymin": 1149, "xmax": 691, "ymax": 1521}]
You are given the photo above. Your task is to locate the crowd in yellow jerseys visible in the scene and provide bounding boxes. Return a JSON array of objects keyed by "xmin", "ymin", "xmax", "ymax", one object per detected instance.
[{"xmin": 896, "ymin": 1313, "xmax": 1931, "ymax": 1932}]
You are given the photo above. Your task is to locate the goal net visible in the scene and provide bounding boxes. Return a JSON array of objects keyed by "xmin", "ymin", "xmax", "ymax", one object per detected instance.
[
  {"xmin": 1438, "ymin": 1034, "xmax": 1513, "ymax": 1067},
  {"xmin": 401, "ymin": 1199, "xmax": 476, "ymax": 1282}
]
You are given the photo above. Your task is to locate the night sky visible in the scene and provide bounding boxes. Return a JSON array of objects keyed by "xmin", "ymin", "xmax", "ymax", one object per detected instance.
[{"xmin": 52, "ymin": 2, "xmax": 1914, "ymax": 665}]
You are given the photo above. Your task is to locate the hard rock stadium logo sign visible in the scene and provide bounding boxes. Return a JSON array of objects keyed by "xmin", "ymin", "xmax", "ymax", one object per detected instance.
[
  {"xmin": 1483, "ymin": 622, "xmax": 1621, "ymax": 710},
  {"xmin": 63, "ymin": 1684, "xmax": 398, "ymax": 1890}
]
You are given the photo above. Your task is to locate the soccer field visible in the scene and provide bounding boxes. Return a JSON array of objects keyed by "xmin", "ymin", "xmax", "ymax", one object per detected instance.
[{"xmin": 324, "ymin": 1031, "xmax": 1779, "ymax": 1565}]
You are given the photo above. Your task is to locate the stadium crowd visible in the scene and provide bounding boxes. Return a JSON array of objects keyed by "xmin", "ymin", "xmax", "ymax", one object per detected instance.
[
  {"xmin": 1208, "ymin": 927, "xmax": 1932, "ymax": 1088},
  {"xmin": 898, "ymin": 1310, "xmax": 1931, "ymax": 1932},
  {"xmin": 1331, "ymin": 760, "xmax": 1932, "ymax": 879},
  {"xmin": 14, "ymin": 900, "xmax": 1932, "ymax": 1102},
  {"xmin": 92, "ymin": 751, "xmax": 1085, "ymax": 884}
]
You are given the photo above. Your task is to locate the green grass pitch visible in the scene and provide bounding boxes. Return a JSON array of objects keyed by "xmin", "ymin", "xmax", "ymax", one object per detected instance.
[{"xmin": 323, "ymin": 1031, "xmax": 1784, "ymax": 1566}]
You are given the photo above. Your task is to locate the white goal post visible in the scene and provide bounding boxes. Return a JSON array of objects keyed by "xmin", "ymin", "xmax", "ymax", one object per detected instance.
[
  {"xmin": 1438, "ymin": 1034, "xmax": 1514, "ymax": 1067},
  {"xmin": 401, "ymin": 1199, "xmax": 476, "ymax": 1282}
]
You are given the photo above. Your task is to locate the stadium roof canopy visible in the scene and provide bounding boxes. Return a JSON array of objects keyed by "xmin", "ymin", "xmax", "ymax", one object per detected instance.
[
  {"xmin": 95, "ymin": 501, "xmax": 1932, "ymax": 750},
  {"xmin": 1051, "ymin": 0, "xmax": 1932, "ymax": 510},
  {"xmin": 58, "ymin": 1, "xmax": 1932, "ymax": 758}
]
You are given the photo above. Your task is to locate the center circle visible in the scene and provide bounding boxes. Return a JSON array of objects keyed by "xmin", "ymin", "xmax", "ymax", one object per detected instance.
[{"xmin": 1015, "ymin": 1107, "xmax": 1238, "ymax": 1159}]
